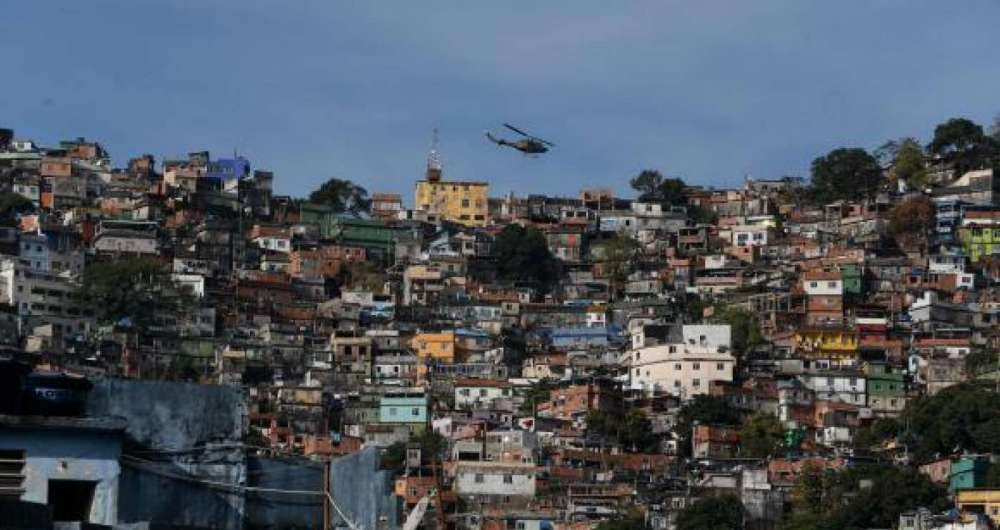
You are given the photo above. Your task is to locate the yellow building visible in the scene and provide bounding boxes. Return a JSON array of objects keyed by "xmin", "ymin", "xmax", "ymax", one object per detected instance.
[
  {"xmin": 412, "ymin": 331, "xmax": 457, "ymax": 364},
  {"xmin": 414, "ymin": 138, "xmax": 489, "ymax": 227},
  {"xmin": 957, "ymin": 489, "xmax": 1000, "ymax": 526},
  {"xmin": 793, "ymin": 328, "xmax": 859, "ymax": 361},
  {"xmin": 415, "ymin": 179, "xmax": 489, "ymax": 227}
]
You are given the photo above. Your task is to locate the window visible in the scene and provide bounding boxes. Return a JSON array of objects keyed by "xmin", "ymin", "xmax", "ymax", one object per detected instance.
[
  {"xmin": 0, "ymin": 449, "xmax": 25, "ymax": 499},
  {"xmin": 474, "ymin": 474, "xmax": 484, "ymax": 483},
  {"xmin": 674, "ymin": 363, "xmax": 681, "ymax": 370},
  {"xmin": 692, "ymin": 379, "xmax": 701, "ymax": 387},
  {"xmin": 411, "ymin": 408, "xmax": 420, "ymax": 416},
  {"xmin": 693, "ymin": 363, "xmax": 700, "ymax": 370},
  {"xmin": 810, "ymin": 281, "xmax": 818, "ymax": 288},
  {"xmin": 461, "ymin": 199, "xmax": 470, "ymax": 207},
  {"xmin": 503, "ymin": 474, "xmax": 513, "ymax": 484},
  {"xmin": 716, "ymin": 363, "xmax": 724, "ymax": 371}
]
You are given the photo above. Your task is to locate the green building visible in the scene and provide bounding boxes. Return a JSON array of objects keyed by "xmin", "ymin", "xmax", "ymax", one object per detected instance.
[
  {"xmin": 839, "ymin": 263, "xmax": 863, "ymax": 297},
  {"xmin": 950, "ymin": 456, "xmax": 990, "ymax": 492},
  {"xmin": 299, "ymin": 202, "xmax": 419, "ymax": 262},
  {"xmin": 864, "ymin": 362, "xmax": 908, "ymax": 416},
  {"xmin": 958, "ymin": 224, "xmax": 1000, "ymax": 263}
]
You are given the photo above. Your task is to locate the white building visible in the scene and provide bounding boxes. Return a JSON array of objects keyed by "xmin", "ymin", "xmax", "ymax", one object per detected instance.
[
  {"xmin": 624, "ymin": 344, "xmax": 736, "ymax": 398},
  {"xmin": 454, "ymin": 461, "xmax": 536, "ymax": 501},
  {"xmin": 253, "ymin": 234, "xmax": 291, "ymax": 254},
  {"xmin": 454, "ymin": 378, "xmax": 513, "ymax": 410},
  {"xmin": 797, "ymin": 372, "xmax": 866, "ymax": 406},
  {"xmin": 730, "ymin": 225, "xmax": 772, "ymax": 247}
]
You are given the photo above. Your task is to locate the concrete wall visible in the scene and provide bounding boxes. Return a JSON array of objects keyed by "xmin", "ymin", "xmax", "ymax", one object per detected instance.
[
  {"xmin": 87, "ymin": 378, "xmax": 247, "ymax": 451},
  {"xmin": 330, "ymin": 447, "xmax": 400, "ymax": 530},
  {"xmin": 0, "ymin": 429, "xmax": 121, "ymax": 526},
  {"xmin": 87, "ymin": 378, "xmax": 249, "ymax": 530},
  {"xmin": 119, "ymin": 459, "xmax": 244, "ymax": 530},
  {"xmin": 245, "ymin": 456, "xmax": 324, "ymax": 530}
]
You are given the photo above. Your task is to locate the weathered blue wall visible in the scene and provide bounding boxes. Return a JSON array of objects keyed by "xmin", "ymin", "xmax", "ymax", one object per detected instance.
[
  {"xmin": 119, "ymin": 459, "xmax": 244, "ymax": 530},
  {"xmin": 87, "ymin": 378, "xmax": 248, "ymax": 530},
  {"xmin": 330, "ymin": 447, "xmax": 400, "ymax": 530},
  {"xmin": 86, "ymin": 378, "xmax": 247, "ymax": 451},
  {"xmin": 245, "ymin": 456, "xmax": 324, "ymax": 530}
]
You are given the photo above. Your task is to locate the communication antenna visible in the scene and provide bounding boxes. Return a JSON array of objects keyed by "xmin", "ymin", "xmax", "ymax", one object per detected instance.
[{"xmin": 426, "ymin": 128, "xmax": 442, "ymax": 182}]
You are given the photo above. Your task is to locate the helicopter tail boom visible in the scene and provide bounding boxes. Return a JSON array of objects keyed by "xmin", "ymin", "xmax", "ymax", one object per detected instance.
[{"xmin": 485, "ymin": 131, "xmax": 508, "ymax": 146}]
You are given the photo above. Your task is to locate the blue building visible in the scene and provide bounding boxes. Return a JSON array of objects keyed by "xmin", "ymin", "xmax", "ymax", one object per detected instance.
[
  {"xmin": 378, "ymin": 393, "xmax": 428, "ymax": 434},
  {"xmin": 0, "ymin": 414, "xmax": 125, "ymax": 526},
  {"xmin": 206, "ymin": 156, "xmax": 251, "ymax": 192},
  {"xmin": 547, "ymin": 326, "xmax": 610, "ymax": 350}
]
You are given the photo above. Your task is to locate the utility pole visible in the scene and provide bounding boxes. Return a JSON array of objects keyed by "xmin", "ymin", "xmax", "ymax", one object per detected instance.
[{"xmin": 323, "ymin": 458, "xmax": 331, "ymax": 530}]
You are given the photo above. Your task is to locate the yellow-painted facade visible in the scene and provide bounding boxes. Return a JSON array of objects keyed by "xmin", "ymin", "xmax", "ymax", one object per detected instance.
[
  {"xmin": 414, "ymin": 180, "xmax": 489, "ymax": 227},
  {"xmin": 793, "ymin": 329, "xmax": 859, "ymax": 359},
  {"xmin": 412, "ymin": 331, "xmax": 457, "ymax": 364},
  {"xmin": 957, "ymin": 489, "xmax": 1000, "ymax": 526}
]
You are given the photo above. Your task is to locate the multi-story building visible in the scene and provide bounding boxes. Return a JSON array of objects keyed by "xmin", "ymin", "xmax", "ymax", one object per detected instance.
[
  {"xmin": 414, "ymin": 153, "xmax": 489, "ymax": 227},
  {"xmin": 454, "ymin": 378, "xmax": 513, "ymax": 410},
  {"xmin": 802, "ymin": 269, "xmax": 844, "ymax": 327},
  {"xmin": 412, "ymin": 331, "xmax": 457, "ymax": 364},
  {"xmin": 958, "ymin": 208, "xmax": 1000, "ymax": 263},
  {"xmin": 625, "ymin": 342, "xmax": 736, "ymax": 398}
]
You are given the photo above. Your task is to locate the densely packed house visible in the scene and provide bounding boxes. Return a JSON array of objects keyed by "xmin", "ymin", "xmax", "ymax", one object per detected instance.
[{"xmin": 1, "ymin": 120, "xmax": 1000, "ymax": 530}]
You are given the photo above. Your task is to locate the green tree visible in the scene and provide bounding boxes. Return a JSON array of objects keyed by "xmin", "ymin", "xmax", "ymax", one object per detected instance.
[
  {"xmin": 676, "ymin": 495, "xmax": 744, "ymax": 530},
  {"xmin": 739, "ymin": 413, "xmax": 784, "ymax": 459},
  {"xmin": 674, "ymin": 395, "xmax": 743, "ymax": 456},
  {"xmin": 888, "ymin": 195, "xmax": 935, "ymax": 253},
  {"xmin": 76, "ymin": 257, "xmax": 188, "ymax": 328},
  {"xmin": 493, "ymin": 224, "xmax": 560, "ymax": 292},
  {"xmin": 887, "ymin": 138, "xmax": 928, "ymax": 189},
  {"xmin": 630, "ymin": 169, "xmax": 664, "ymax": 200},
  {"xmin": 518, "ymin": 381, "xmax": 553, "ymax": 415},
  {"xmin": 629, "ymin": 169, "xmax": 687, "ymax": 206},
  {"xmin": 984, "ymin": 461, "xmax": 1000, "ymax": 487},
  {"xmin": 709, "ymin": 305, "xmax": 763, "ymax": 355},
  {"xmin": 928, "ymin": 117, "xmax": 998, "ymax": 176},
  {"xmin": 593, "ymin": 232, "xmax": 639, "ymax": 301},
  {"xmin": 586, "ymin": 408, "xmax": 659, "ymax": 453},
  {"xmin": 687, "ymin": 204, "xmax": 717, "ymax": 225},
  {"xmin": 595, "ymin": 514, "xmax": 647, "ymax": 530},
  {"xmin": 810, "ymin": 148, "xmax": 883, "ymax": 203},
  {"xmin": 0, "ymin": 192, "xmax": 34, "ymax": 219},
  {"xmin": 790, "ymin": 462, "xmax": 829, "ymax": 516},
  {"xmin": 787, "ymin": 464, "xmax": 947, "ymax": 530},
  {"xmin": 307, "ymin": 177, "xmax": 371, "ymax": 215},
  {"xmin": 899, "ymin": 383, "xmax": 1000, "ymax": 462},
  {"xmin": 965, "ymin": 350, "xmax": 998, "ymax": 376},
  {"xmin": 852, "ymin": 417, "xmax": 901, "ymax": 451},
  {"xmin": 380, "ymin": 430, "xmax": 448, "ymax": 472}
]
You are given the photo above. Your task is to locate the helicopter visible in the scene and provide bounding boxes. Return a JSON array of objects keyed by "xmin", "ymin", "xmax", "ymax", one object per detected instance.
[{"xmin": 485, "ymin": 123, "xmax": 554, "ymax": 155}]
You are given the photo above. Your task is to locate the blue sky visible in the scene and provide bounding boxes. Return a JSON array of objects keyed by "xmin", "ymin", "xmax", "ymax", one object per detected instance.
[{"xmin": 2, "ymin": 1, "xmax": 999, "ymax": 201}]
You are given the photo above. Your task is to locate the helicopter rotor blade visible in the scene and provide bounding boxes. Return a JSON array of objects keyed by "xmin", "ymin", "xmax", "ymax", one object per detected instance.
[
  {"xmin": 538, "ymin": 138, "xmax": 556, "ymax": 147},
  {"xmin": 503, "ymin": 123, "xmax": 531, "ymax": 137}
]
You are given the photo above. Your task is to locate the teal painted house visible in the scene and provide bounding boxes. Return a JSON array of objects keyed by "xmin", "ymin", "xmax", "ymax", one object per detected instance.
[
  {"xmin": 950, "ymin": 456, "xmax": 990, "ymax": 492},
  {"xmin": 379, "ymin": 393, "xmax": 428, "ymax": 434}
]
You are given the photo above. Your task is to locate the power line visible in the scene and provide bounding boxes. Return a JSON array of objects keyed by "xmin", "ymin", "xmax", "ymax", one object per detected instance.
[{"xmin": 121, "ymin": 454, "xmax": 366, "ymax": 529}]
